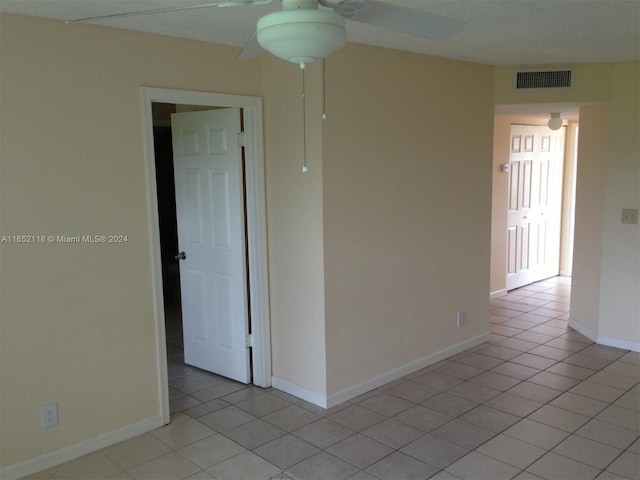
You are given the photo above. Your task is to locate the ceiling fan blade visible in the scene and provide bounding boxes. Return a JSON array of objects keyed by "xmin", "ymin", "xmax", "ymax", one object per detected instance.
[
  {"xmin": 65, "ymin": 0, "xmax": 274, "ymax": 24},
  {"xmin": 332, "ymin": 0, "xmax": 466, "ymax": 40},
  {"xmin": 236, "ymin": 31, "xmax": 266, "ymax": 60}
]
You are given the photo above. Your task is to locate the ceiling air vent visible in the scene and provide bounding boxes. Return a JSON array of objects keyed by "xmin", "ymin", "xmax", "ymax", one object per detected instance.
[{"xmin": 514, "ymin": 68, "xmax": 574, "ymax": 90}]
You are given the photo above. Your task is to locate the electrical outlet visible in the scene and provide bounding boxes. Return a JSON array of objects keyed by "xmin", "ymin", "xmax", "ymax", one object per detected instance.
[
  {"xmin": 621, "ymin": 208, "xmax": 638, "ymax": 225},
  {"xmin": 42, "ymin": 402, "xmax": 58, "ymax": 428},
  {"xmin": 457, "ymin": 311, "xmax": 465, "ymax": 327}
]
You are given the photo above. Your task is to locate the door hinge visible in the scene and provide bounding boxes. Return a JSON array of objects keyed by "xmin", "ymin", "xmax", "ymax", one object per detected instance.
[
  {"xmin": 237, "ymin": 132, "xmax": 245, "ymax": 147},
  {"xmin": 245, "ymin": 334, "xmax": 253, "ymax": 348}
]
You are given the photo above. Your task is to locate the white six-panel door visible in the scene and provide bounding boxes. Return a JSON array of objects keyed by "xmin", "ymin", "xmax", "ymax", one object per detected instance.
[
  {"xmin": 506, "ymin": 124, "xmax": 565, "ymax": 291},
  {"xmin": 171, "ymin": 108, "xmax": 250, "ymax": 383}
]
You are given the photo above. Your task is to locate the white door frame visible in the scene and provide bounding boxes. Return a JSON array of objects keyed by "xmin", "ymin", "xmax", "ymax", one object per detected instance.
[{"xmin": 140, "ymin": 87, "xmax": 271, "ymax": 424}]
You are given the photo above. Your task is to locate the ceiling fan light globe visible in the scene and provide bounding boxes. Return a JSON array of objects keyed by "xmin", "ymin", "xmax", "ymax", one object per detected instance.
[
  {"xmin": 548, "ymin": 112, "xmax": 563, "ymax": 130},
  {"xmin": 256, "ymin": 9, "xmax": 347, "ymax": 65}
]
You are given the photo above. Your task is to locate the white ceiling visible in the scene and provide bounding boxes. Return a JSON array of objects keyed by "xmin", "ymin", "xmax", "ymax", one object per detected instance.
[
  {"xmin": 2, "ymin": 0, "xmax": 637, "ymax": 120},
  {"xmin": 1, "ymin": 0, "xmax": 639, "ymax": 66}
]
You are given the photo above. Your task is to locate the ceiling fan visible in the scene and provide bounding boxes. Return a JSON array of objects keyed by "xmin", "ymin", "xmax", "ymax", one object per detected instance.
[{"xmin": 68, "ymin": 0, "xmax": 466, "ymax": 68}]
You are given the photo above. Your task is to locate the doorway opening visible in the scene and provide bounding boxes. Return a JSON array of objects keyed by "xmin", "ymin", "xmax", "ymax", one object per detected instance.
[
  {"xmin": 490, "ymin": 107, "xmax": 580, "ymax": 300},
  {"xmin": 141, "ymin": 88, "xmax": 271, "ymax": 424}
]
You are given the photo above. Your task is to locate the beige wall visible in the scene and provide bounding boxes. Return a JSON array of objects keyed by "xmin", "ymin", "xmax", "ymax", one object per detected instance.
[
  {"xmin": 0, "ymin": 14, "xmax": 266, "ymax": 468},
  {"xmin": 262, "ymin": 58, "xmax": 328, "ymax": 396},
  {"xmin": 596, "ymin": 62, "xmax": 639, "ymax": 343},
  {"xmin": 322, "ymin": 44, "xmax": 495, "ymax": 394},
  {"xmin": 570, "ymin": 103, "xmax": 608, "ymax": 333}
]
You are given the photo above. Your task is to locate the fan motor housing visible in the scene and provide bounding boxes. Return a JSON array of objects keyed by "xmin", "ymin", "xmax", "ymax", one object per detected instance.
[{"xmin": 256, "ymin": 9, "xmax": 347, "ymax": 65}]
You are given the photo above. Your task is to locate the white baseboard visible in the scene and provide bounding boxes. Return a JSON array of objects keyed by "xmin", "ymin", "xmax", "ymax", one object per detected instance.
[
  {"xmin": 326, "ymin": 332, "xmax": 491, "ymax": 408},
  {"xmin": 1, "ymin": 415, "xmax": 165, "ymax": 480},
  {"xmin": 272, "ymin": 332, "xmax": 491, "ymax": 410},
  {"xmin": 271, "ymin": 377, "xmax": 328, "ymax": 409},
  {"xmin": 568, "ymin": 318, "xmax": 640, "ymax": 353},
  {"xmin": 490, "ymin": 289, "xmax": 508, "ymax": 300}
]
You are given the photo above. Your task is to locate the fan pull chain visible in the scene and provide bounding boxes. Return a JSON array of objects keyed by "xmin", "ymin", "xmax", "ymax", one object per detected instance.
[
  {"xmin": 322, "ymin": 59, "xmax": 327, "ymax": 120},
  {"xmin": 301, "ymin": 63, "xmax": 308, "ymax": 173}
]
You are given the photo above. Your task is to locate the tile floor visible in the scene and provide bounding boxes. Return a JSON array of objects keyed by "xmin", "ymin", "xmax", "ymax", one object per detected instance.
[{"xmin": 27, "ymin": 277, "xmax": 640, "ymax": 480}]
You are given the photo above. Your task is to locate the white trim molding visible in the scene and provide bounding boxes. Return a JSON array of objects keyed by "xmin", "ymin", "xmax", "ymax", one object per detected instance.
[
  {"xmin": 490, "ymin": 289, "xmax": 508, "ymax": 300},
  {"xmin": 0, "ymin": 416, "xmax": 164, "ymax": 480},
  {"xmin": 273, "ymin": 331, "xmax": 491, "ymax": 409},
  {"xmin": 568, "ymin": 318, "xmax": 640, "ymax": 352},
  {"xmin": 140, "ymin": 87, "xmax": 272, "ymax": 426}
]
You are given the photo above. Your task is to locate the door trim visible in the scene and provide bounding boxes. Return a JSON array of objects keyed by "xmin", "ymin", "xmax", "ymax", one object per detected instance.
[{"xmin": 140, "ymin": 87, "xmax": 271, "ymax": 424}]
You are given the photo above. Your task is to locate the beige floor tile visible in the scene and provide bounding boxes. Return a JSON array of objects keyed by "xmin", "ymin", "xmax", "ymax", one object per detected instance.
[
  {"xmin": 328, "ymin": 404, "xmax": 386, "ymax": 431},
  {"xmin": 366, "ymin": 451, "xmax": 438, "ymax": 480},
  {"xmin": 413, "ymin": 371, "xmax": 463, "ymax": 390},
  {"xmin": 477, "ymin": 433, "xmax": 545, "ymax": 469},
  {"xmin": 224, "ymin": 419, "xmax": 286, "ymax": 450},
  {"xmin": 433, "ymin": 362, "xmax": 486, "ymax": 380},
  {"xmin": 263, "ymin": 404, "xmax": 322, "ymax": 432},
  {"xmin": 496, "ymin": 337, "xmax": 540, "ymax": 352},
  {"xmin": 550, "ymin": 391, "xmax": 609, "ymax": 416},
  {"xmin": 508, "ymin": 381, "xmax": 563, "ymax": 404},
  {"xmin": 510, "ymin": 353, "xmax": 558, "ymax": 370},
  {"xmin": 447, "ymin": 381, "xmax": 501, "ymax": 403},
  {"xmin": 468, "ymin": 371, "xmax": 522, "ymax": 391},
  {"xmin": 385, "ymin": 381, "xmax": 440, "ymax": 403},
  {"xmin": 293, "ymin": 418, "xmax": 355, "ymax": 449},
  {"xmin": 458, "ymin": 405, "xmax": 519, "ymax": 433},
  {"xmin": 394, "ymin": 404, "xmax": 452, "ymax": 432},
  {"xmin": 362, "ymin": 418, "xmax": 424, "ymax": 449},
  {"xmin": 234, "ymin": 393, "xmax": 291, "ymax": 418},
  {"xmin": 457, "ymin": 353, "xmax": 506, "ymax": 370},
  {"xmin": 400, "ymin": 433, "xmax": 469, "ymax": 469},
  {"xmin": 576, "ymin": 418, "xmax": 640, "ymax": 449},
  {"xmin": 286, "ymin": 452, "xmax": 359, "ymax": 480},
  {"xmin": 150, "ymin": 418, "xmax": 216, "ymax": 449},
  {"xmin": 490, "ymin": 361, "xmax": 540, "ymax": 380},
  {"xmin": 357, "ymin": 393, "xmax": 414, "ymax": 417},
  {"xmin": 476, "ymin": 344, "xmax": 522, "ymax": 361},
  {"xmin": 527, "ymin": 345, "xmax": 573, "ymax": 361},
  {"xmin": 178, "ymin": 433, "xmax": 245, "ymax": 469},
  {"xmin": 553, "ymin": 434, "xmax": 622, "ymax": 469},
  {"xmin": 615, "ymin": 391, "xmax": 640, "ymax": 411},
  {"xmin": 431, "ymin": 419, "xmax": 495, "ymax": 449},
  {"xmin": 182, "ymin": 398, "xmax": 229, "ymax": 419},
  {"xmin": 528, "ymin": 404, "xmax": 590, "ymax": 432},
  {"xmin": 47, "ymin": 452, "xmax": 122, "ymax": 480},
  {"xmin": 580, "ymin": 345, "xmax": 627, "ymax": 361},
  {"xmin": 197, "ymin": 405, "xmax": 256, "ymax": 432},
  {"xmin": 126, "ymin": 452, "xmax": 200, "ymax": 480},
  {"xmin": 565, "ymin": 353, "xmax": 613, "ymax": 371},
  {"xmin": 545, "ymin": 361, "xmax": 596, "ymax": 380},
  {"xmin": 569, "ymin": 381, "xmax": 626, "ymax": 403},
  {"xmin": 588, "ymin": 370, "xmax": 639, "ymax": 390},
  {"xmin": 485, "ymin": 391, "xmax": 543, "ymax": 417},
  {"xmin": 596, "ymin": 404, "xmax": 640, "ymax": 431},
  {"xmin": 526, "ymin": 452, "xmax": 600, "ymax": 480},
  {"xmin": 504, "ymin": 418, "xmax": 570, "ymax": 450},
  {"xmin": 606, "ymin": 451, "xmax": 640, "ymax": 480},
  {"xmin": 421, "ymin": 392, "xmax": 478, "ymax": 417},
  {"xmin": 528, "ymin": 371, "xmax": 581, "ymax": 391},
  {"xmin": 103, "ymin": 434, "xmax": 171, "ymax": 470},
  {"xmin": 206, "ymin": 451, "xmax": 281, "ymax": 480},
  {"xmin": 253, "ymin": 434, "xmax": 320, "ymax": 469},
  {"xmin": 327, "ymin": 433, "xmax": 394, "ymax": 469},
  {"xmin": 445, "ymin": 452, "xmax": 520, "ymax": 480}
]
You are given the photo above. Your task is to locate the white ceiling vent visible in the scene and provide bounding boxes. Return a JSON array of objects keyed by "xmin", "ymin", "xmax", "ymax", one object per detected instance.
[{"xmin": 514, "ymin": 68, "xmax": 574, "ymax": 91}]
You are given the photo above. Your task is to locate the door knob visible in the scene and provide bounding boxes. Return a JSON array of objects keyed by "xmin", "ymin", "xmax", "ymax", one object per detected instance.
[{"xmin": 175, "ymin": 251, "xmax": 186, "ymax": 260}]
